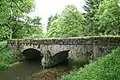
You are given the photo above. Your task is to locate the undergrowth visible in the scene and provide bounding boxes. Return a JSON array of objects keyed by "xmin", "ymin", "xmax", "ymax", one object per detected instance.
[
  {"xmin": 0, "ymin": 41, "xmax": 18, "ymax": 69},
  {"xmin": 60, "ymin": 47, "xmax": 120, "ymax": 80}
]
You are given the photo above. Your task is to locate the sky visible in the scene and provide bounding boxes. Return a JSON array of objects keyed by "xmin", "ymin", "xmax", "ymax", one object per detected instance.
[{"xmin": 28, "ymin": 0, "xmax": 85, "ymax": 32}]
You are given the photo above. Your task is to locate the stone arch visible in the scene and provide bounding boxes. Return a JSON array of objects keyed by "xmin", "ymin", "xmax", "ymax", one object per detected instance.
[
  {"xmin": 22, "ymin": 48, "xmax": 43, "ymax": 60},
  {"xmin": 41, "ymin": 50, "xmax": 70, "ymax": 68},
  {"xmin": 53, "ymin": 50, "xmax": 70, "ymax": 64}
]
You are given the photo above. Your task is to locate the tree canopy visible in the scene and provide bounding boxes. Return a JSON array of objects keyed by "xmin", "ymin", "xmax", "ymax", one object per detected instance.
[
  {"xmin": 47, "ymin": 5, "xmax": 85, "ymax": 37},
  {"xmin": 0, "ymin": 0, "xmax": 43, "ymax": 40},
  {"xmin": 96, "ymin": 0, "xmax": 120, "ymax": 35},
  {"xmin": 83, "ymin": 0, "xmax": 103, "ymax": 35},
  {"xmin": 47, "ymin": 14, "xmax": 59, "ymax": 31}
]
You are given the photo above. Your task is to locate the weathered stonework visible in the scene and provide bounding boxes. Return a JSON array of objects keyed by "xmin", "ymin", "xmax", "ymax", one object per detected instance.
[{"xmin": 8, "ymin": 36, "xmax": 120, "ymax": 66}]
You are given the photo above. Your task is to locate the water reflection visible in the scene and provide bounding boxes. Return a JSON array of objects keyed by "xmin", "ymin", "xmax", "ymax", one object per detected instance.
[{"xmin": 0, "ymin": 60, "xmax": 70, "ymax": 80}]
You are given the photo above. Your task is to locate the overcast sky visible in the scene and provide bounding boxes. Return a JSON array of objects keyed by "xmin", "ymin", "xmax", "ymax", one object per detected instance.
[{"xmin": 28, "ymin": 0, "xmax": 85, "ymax": 32}]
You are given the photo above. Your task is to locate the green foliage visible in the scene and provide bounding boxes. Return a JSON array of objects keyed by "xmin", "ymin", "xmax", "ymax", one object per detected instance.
[
  {"xmin": 0, "ymin": 41, "xmax": 18, "ymax": 69},
  {"xmin": 0, "ymin": 16, "xmax": 42, "ymax": 39},
  {"xmin": 47, "ymin": 14, "xmax": 59, "ymax": 31},
  {"xmin": 12, "ymin": 16, "xmax": 42, "ymax": 38},
  {"xmin": 0, "ymin": 26, "xmax": 9, "ymax": 40},
  {"xmin": 41, "ymin": 50, "xmax": 54, "ymax": 68},
  {"xmin": 47, "ymin": 5, "xmax": 85, "ymax": 37},
  {"xmin": 0, "ymin": 0, "xmax": 43, "ymax": 40},
  {"xmin": 47, "ymin": 19, "xmax": 60, "ymax": 37},
  {"xmin": 29, "ymin": 33, "xmax": 44, "ymax": 38},
  {"xmin": 83, "ymin": 0, "xmax": 103, "ymax": 35},
  {"xmin": 60, "ymin": 47, "xmax": 120, "ymax": 80},
  {"xmin": 84, "ymin": 0, "xmax": 120, "ymax": 36},
  {"xmin": 96, "ymin": 0, "xmax": 120, "ymax": 35},
  {"xmin": 83, "ymin": 0, "xmax": 102, "ymax": 19},
  {"xmin": 0, "ymin": 0, "xmax": 35, "ymax": 24}
]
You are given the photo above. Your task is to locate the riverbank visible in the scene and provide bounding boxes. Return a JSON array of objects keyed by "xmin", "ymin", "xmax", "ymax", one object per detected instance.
[
  {"xmin": 59, "ymin": 47, "xmax": 120, "ymax": 80},
  {"xmin": 0, "ymin": 41, "xmax": 18, "ymax": 70}
]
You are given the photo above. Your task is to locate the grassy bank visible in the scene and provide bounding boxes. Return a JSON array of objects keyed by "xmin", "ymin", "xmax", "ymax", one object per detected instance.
[
  {"xmin": 0, "ymin": 41, "xmax": 18, "ymax": 69},
  {"xmin": 60, "ymin": 47, "xmax": 120, "ymax": 80}
]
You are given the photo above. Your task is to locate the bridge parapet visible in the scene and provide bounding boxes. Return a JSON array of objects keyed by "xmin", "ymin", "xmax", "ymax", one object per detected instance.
[{"xmin": 8, "ymin": 36, "xmax": 120, "ymax": 45}]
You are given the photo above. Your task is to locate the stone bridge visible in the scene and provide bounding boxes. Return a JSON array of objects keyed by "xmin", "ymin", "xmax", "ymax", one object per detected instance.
[{"xmin": 8, "ymin": 37, "xmax": 120, "ymax": 67}]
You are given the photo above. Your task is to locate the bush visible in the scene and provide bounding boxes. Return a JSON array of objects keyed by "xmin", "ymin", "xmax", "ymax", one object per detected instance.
[
  {"xmin": 60, "ymin": 47, "xmax": 120, "ymax": 80},
  {"xmin": 0, "ymin": 41, "xmax": 18, "ymax": 69}
]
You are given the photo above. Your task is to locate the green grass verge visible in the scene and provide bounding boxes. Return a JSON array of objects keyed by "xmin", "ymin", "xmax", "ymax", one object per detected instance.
[
  {"xmin": 60, "ymin": 47, "xmax": 120, "ymax": 80},
  {"xmin": 0, "ymin": 41, "xmax": 18, "ymax": 69}
]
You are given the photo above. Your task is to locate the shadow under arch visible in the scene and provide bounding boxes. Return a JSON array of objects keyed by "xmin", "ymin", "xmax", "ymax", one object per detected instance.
[
  {"xmin": 53, "ymin": 50, "xmax": 70, "ymax": 61},
  {"xmin": 22, "ymin": 48, "xmax": 43, "ymax": 60},
  {"xmin": 51, "ymin": 50, "xmax": 70, "ymax": 67}
]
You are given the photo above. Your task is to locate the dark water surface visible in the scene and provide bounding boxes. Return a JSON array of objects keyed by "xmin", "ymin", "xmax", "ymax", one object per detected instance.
[{"xmin": 0, "ymin": 60, "xmax": 71, "ymax": 80}]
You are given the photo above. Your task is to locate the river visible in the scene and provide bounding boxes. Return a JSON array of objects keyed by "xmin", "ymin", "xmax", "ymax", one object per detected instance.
[{"xmin": 0, "ymin": 60, "xmax": 71, "ymax": 80}]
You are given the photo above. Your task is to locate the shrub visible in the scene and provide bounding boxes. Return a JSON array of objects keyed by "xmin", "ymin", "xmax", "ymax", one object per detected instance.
[
  {"xmin": 0, "ymin": 41, "xmax": 18, "ymax": 69},
  {"xmin": 60, "ymin": 47, "xmax": 120, "ymax": 80}
]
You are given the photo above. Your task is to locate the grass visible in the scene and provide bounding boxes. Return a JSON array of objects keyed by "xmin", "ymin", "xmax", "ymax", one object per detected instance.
[
  {"xmin": 0, "ymin": 41, "xmax": 18, "ymax": 69},
  {"xmin": 59, "ymin": 47, "xmax": 120, "ymax": 80}
]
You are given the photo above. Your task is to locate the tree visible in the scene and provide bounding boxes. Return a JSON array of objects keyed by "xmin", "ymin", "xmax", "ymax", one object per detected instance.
[
  {"xmin": 47, "ymin": 14, "xmax": 59, "ymax": 31},
  {"xmin": 25, "ymin": 16, "xmax": 43, "ymax": 38},
  {"xmin": 47, "ymin": 5, "xmax": 85, "ymax": 37},
  {"xmin": 96, "ymin": 0, "xmax": 120, "ymax": 35},
  {"xmin": 0, "ymin": 0, "xmax": 35, "ymax": 24},
  {"xmin": 83, "ymin": 0, "xmax": 103, "ymax": 35},
  {"xmin": 0, "ymin": 0, "xmax": 36, "ymax": 39},
  {"xmin": 11, "ymin": 16, "xmax": 42, "ymax": 38},
  {"xmin": 0, "ymin": 15, "xmax": 42, "ymax": 39},
  {"xmin": 47, "ymin": 19, "xmax": 59, "ymax": 37}
]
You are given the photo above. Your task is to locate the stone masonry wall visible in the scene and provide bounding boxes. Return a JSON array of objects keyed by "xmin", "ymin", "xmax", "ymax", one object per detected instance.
[
  {"xmin": 8, "ymin": 36, "xmax": 120, "ymax": 62},
  {"xmin": 8, "ymin": 36, "xmax": 120, "ymax": 45}
]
